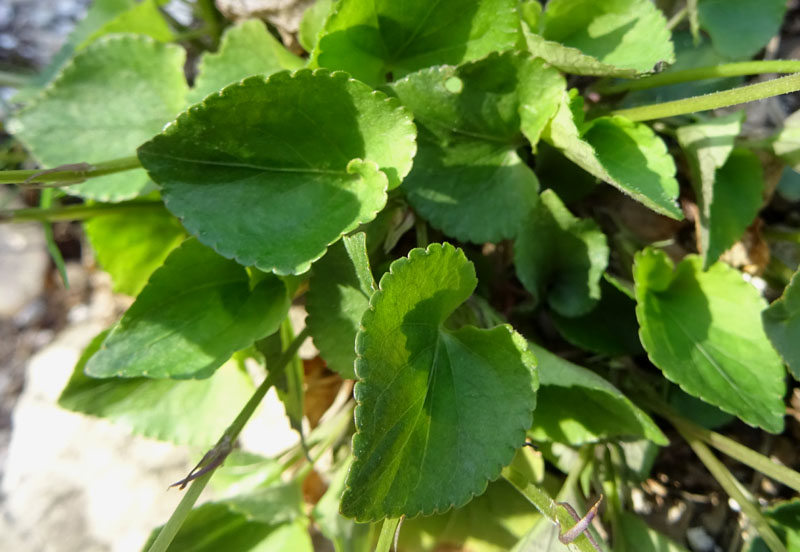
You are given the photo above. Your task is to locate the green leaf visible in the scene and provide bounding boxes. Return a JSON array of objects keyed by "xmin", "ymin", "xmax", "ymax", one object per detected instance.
[
  {"xmin": 514, "ymin": 190, "xmax": 609, "ymax": 317},
  {"xmin": 772, "ymin": 109, "xmax": 800, "ymax": 172},
  {"xmin": 392, "ymin": 51, "xmax": 564, "ymax": 243},
  {"xmin": 59, "ymin": 331, "xmax": 254, "ymax": 447},
  {"xmin": 618, "ymin": 512, "xmax": 689, "ymax": 552},
  {"xmin": 142, "ymin": 485, "xmax": 312, "ymax": 552},
  {"xmin": 763, "ymin": 269, "xmax": 800, "ymax": 380},
  {"xmin": 138, "ymin": 69, "xmax": 416, "ymax": 275},
  {"xmin": 550, "ymin": 274, "xmax": 643, "ymax": 356},
  {"xmin": 542, "ymin": 91, "xmax": 682, "ymax": 219},
  {"xmin": 299, "ymin": 0, "xmax": 334, "ymax": 53},
  {"xmin": 81, "ymin": 0, "xmax": 173, "ymax": 47},
  {"xmin": 85, "ymin": 238, "xmax": 290, "ymax": 379},
  {"xmin": 746, "ymin": 499, "xmax": 800, "ymax": 552},
  {"xmin": 84, "ymin": 204, "xmax": 186, "ymax": 296},
  {"xmin": 311, "ymin": 0, "xmax": 520, "ymax": 87},
  {"xmin": 522, "ymin": 32, "xmax": 641, "ymax": 78},
  {"xmin": 541, "ymin": 0, "xmax": 674, "ymax": 73},
  {"xmin": 634, "ymin": 248, "xmax": 786, "ymax": 433},
  {"xmin": 189, "ymin": 19, "xmax": 304, "ymax": 104},
  {"xmin": 307, "ymin": 239, "xmax": 372, "ymax": 379},
  {"xmin": 677, "ymin": 113, "xmax": 763, "ymax": 267},
  {"xmin": 697, "ymin": 0, "xmax": 786, "ymax": 60},
  {"xmin": 313, "ymin": 461, "xmax": 376, "ymax": 552},
  {"xmin": 527, "ymin": 343, "xmax": 667, "ymax": 445},
  {"xmin": 341, "ymin": 243, "xmax": 537, "ymax": 521},
  {"xmin": 10, "ymin": 36, "xmax": 188, "ymax": 201}
]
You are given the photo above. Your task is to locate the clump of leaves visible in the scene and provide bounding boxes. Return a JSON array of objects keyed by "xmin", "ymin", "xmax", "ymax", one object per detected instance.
[{"xmin": 3, "ymin": 1, "xmax": 800, "ymax": 551}]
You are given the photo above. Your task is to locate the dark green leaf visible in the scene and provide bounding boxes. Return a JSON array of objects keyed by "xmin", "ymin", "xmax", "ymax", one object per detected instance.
[
  {"xmin": 514, "ymin": 189, "xmax": 609, "ymax": 317},
  {"xmin": 138, "ymin": 69, "xmax": 416, "ymax": 275},
  {"xmin": 299, "ymin": 0, "xmax": 334, "ymax": 53},
  {"xmin": 634, "ymin": 248, "xmax": 786, "ymax": 432},
  {"xmin": 189, "ymin": 19, "xmax": 304, "ymax": 104},
  {"xmin": 341, "ymin": 243, "xmax": 537, "ymax": 521},
  {"xmin": 528, "ymin": 344, "xmax": 667, "ymax": 445},
  {"xmin": 85, "ymin": 238, "xmax": 290, "ymax": 379},
  {"xmin": 543, "ymin": 92, "xmax": 682, "ymax": 219},
  {"xmin": 392, "ymin": 51, "xmax": 564, "ymax": 243},
  {"xmin": 84, "ymin": 204, "xmax": 186, "ymax": 296},
  {"xmin": 551, "ymin": 274, "xmax": 643, "ymax": 356},
  {"xmin": 311, "ymin": 0, "xmax": 520, "ymax": 87},
  {"xmin": 541, "ymin": 0, "xmax": 674, "ymax": 73},
  {"xmin": 10, "ymin": 36, "xmax": 188, "ymax": 201},
  {"xmin": 59, "ymin": 331, "xmax": 254, "ymax": 447},
  {"xmin": 763, "ymin": 269, "xmax": 800, "ymax": 380},
  {"xmin": 697, "ymin": 0, "xmax": 786, "ymax": 60}
]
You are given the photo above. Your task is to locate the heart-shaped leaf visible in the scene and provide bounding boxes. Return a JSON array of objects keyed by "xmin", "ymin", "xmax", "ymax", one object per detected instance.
[
  {"xmin": 138, "ymin": 69, "xmax": 416, "ymax": 275},
  {"xmin": 634, "ymin": 248, "xmax": 786, "ymax": 433},
  {"xmin": 85, "ymin": 238, "xmax": 290, "ymax": 379},
  {"xmin": 10, "ymin": 35, "xmax": 188, "ymax": 201},
  {"xmin": 311, "ymin": 0, "xmax": 520, "ymax": 87},
  {"xmin": 341, "ymin": 243, "xmax": 537, "ymax": 521},
  {"xmin": 392, "ymin": 51, "xmax": 564, "ymax": 243}
]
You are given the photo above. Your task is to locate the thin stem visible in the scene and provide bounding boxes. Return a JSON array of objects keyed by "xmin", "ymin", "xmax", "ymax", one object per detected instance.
[
  {"xmin": 502, "ymin": 465, "xmax": 601, "ymax": 552},
  {"xmin": 611, "ymin": 73, "xmax": 800, "ymax": 122},
  {"xmin": 597, "ymin": 60, "xmax": 800, "ymax": 94},
  {"xmin": 679, "ymin": 429, "xmax": 786, "ymax": 552},
  {"xmin": 0, "ymin": 200, "xmax": 164, "ymax": 224},
  {"xmin": 665, "ymin": 6, "xmax": 687, "ymax": 31},
  {"xmin": 146, "ymin": 327, "xmax": 310, "ymax": 552},
  {"xmin": 375, "ymin": 518, "xmax": 401, "ymax": 552},
  {"xmin": 0, "ymin": 155, "xmax": 141, "ymax": 185},
  {"xmin": 415, "ymin": 217, "xmax": 428, "ymax": 248}
]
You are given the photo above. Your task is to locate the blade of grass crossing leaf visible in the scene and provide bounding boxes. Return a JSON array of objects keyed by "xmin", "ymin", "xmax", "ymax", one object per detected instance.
[
  {"xmin": 376, "ymin": 518, "xmax": 401, "ymax": 552},
  {"xmin": 342, "ymin": 232, "xmax": 376, "ymax": 295},
  {"xmin": 39, "ymin": 188, "xmax": 68, "ymax": 287}
]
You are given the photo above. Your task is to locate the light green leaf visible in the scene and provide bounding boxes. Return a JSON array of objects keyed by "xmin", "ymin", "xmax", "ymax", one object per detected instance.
[
  {"xmin": 311, "ymin": 0, "xmax": 520, "ymax": 87},
  {"xmin": 543, "ymin": 91, "xmax": 682, "ymax": 219},
  {"xmin": 142, "ymin": 485, "xmax": 312, "ymax": 552},
  {"xmin": 85, "ymin": 238, "xmax": 290, "ymax": 379},
  {"xmin": 677, "ymin": 113, "xmax": 762, "ymax": 267},
  {"xmin": 307, "ymin": 239, "xmax": 372, "ymax": 379},
  {"xmin": 84, "ymin": 204, "xmax": 186, "ymax": 296},
  {"xmin": 81, "ymin": 0, "xmax": 173, "ymax": 47},
  {"xmin": 551, "ymin": 274, "xmax": 643, "ymax": 356},
  {"xmin": 634, "ymin": 248, "xmax": 786, "ymax": 433},
  {"xmin": 10, "ymin": 35, "xmax": 188, "ymax": 201},
  {"xmin": 697, "ymin": 0, "xmax": 786, "ymax": 60},
  {"xmin": 392, "ymin": 51, "xmax": 564, "ymax": 243},
  {"xmin": 514, "ymin": 190, "xmax": 609, "ymax": 317},
  {"xmin": 528, "ymin": 344, "xmax": 667, "ymax": 445},
  {"xmin": 341, "ymin": 243, "xmax": 537, "ymax": 521},
  {"xmin": 189, "ymin": 19, "xmax": 304, "ymax": 104},
  {"xmin": 522, "ymin": 32, "xmax": 641, "ymax": 77},
  {"xmin": 138, "ymin": 69, "xmax": 416, "ymax": 275},
  {"xmin": 618, "ymin": 512, "xmax": 689, "ymax": 552},
  {"xmin": 343, "ymin": 232, "xmax": 377, "ymax": 295},
  {"xmin": 299, "ymin": 0, "xmax": 334, "ymax": 53},
  {"xmin": 541, "ymin": 0, "xmax": 674, "ymax": 73},
  {"xmin": 763, "ymin": 269, "xmax": 800, "ymax": 380},
  {"xmin": 772, "ymin": 109, "xmax": 800, "ymax": 172},
  {"xmin": 59, "ymin": 331, "xmax": 254, "ymax": 447}
]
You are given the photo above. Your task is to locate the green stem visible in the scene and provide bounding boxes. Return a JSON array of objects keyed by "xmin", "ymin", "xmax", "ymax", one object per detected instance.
[
  {"xmin": 665, "ymin": 6, "xmax": 687, "ymax": 31},
  {"xmin": 415, "ymin": 216, "xmax": 428, "ymax": 248},
  {"xmin": 679, "ymin": 429, "xmax": 786, "ymax": 552},
  {"xmin": 502, "ymin": 465, "xmax": 601, "ymax": 552},
  {"xmin": 649, "ymin": 399, "xmax": 800, "ymax": 493},
  {"xmin": 146, "ymin": 327, "xmax": 310, "ymax": 552},
  {"xmin": 598, "ymin": 60, "xmax": 800, "ymax": 94},
  {"xmin": 0, "ymin": 200, "xmax": 164, "ymax": 224},
  {"xmin": 0, "ymin": 155, "xmax": 141, "ymax": 185},
  {"xmin": 611, "ymin": 72, "xmax": 800, "ymax": 122},
  {"xmin": 375, "ymin": 518, "xmax": 401, "ymax": 552},
  {"xmin": 196, "ymin": 0, "xmax": 223, "ymax": 48}
]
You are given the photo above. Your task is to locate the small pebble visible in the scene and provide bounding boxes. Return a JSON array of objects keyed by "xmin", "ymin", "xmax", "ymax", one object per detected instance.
[{"xmin": 687, "ymin": 526, "xmax": 716, "ymax": 552}]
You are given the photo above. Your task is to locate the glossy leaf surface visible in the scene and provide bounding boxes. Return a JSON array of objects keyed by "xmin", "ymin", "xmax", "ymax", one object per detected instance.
[
  {"xmin": 85, "ymin": 239, "xmax": 290, "ymax": 379},
  {"xmin": 59, "ymin": 331, "xmax": 254, "ymax": 447},
  {"xmin": 543, "ymin": 92, "xmax": 681, "ymax": 219},
  {"xmin": 634, "ymin": 248, "xmax": 786, "ymax": 432},
  {"xmin": 392, "ymin": 52, "xmax": 564, "ymax": 243},
  {"xmin": 341, "ymin": 243, "xmax": 537, "ymax": 521},
  {"xmin": 312, "ymin": 0, "xmax": 519, "ymax": 86},
  {"xmin": 189, "ymin": 19, "xmax": 303, "ymax": 104},
  {"xmin": 514, "ymin": 190, "xmax": 609, "ymax": 317},
  {"xmin": 528, "ymin": 344, "xmax": 667, "ymax": 445},
  {"xmin": 10, "ymin": 36, "xmax": 187, "ymax": 201},
  {"xmin": 139, "ymin": 70, "xmax": 416, "ymax": 275},
  {"xmin": 541, "ymin": 0, "xmax": 674, "ymax": 73},
  {"xmin": 763, "ymin": 269, "xmax": 800, "ymax": 380}
]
